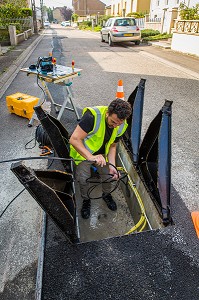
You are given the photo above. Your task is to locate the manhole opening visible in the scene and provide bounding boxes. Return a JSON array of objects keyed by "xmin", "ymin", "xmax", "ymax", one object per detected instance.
[{"xmin": 76, "ymin": 141, "xmax": 168, "ymax": 243}]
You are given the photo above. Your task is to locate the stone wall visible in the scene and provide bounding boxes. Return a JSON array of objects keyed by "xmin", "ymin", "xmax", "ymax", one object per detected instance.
[{"xmin": 8, "ymin": 25, "xmax": 33, "ymax": 46}]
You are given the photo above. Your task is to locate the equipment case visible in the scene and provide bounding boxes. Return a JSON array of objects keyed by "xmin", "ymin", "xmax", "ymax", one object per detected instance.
[{"xmin": 6, "ymin": 92, "xmax": 39, "ymax": 120}]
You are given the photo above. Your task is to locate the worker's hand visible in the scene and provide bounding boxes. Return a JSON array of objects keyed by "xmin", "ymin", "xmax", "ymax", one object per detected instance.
[
  {"xmin": 92, "ymin": 154, "xmax": 106, "ymax": 167},
  {"xmin": 109, "ymin": 165, "xmax": 120, "ymax": 180}
]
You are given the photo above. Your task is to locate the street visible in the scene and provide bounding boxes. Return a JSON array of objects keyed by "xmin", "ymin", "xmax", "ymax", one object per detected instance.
[
  {"xmin": 0, "ymin": 24, "xmax": 199, "ymax": 299},
  {"xmin": 51, "ymin": 25, "xmax": 199, "ymax": 209}
]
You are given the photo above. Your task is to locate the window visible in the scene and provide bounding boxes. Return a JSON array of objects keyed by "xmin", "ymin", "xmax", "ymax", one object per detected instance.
[
  {"xmin": 157, "ymin": 0, "xmax": 160, "ymax": 6},
  {"xmin": 165, "ymin": 0, "xmax": 169, "ymax": 5},
  {"xmin": 106, "ymin": 19, "xmax": 111, "ymax": 27},
  {"xmin": 114, "ymin": 18, "xmax": 136, "ymax": 26}
]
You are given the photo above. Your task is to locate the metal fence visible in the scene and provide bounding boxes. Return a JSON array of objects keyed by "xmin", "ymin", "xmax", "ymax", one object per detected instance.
[
  {"xmin": 135, "ymin": 18, "xmax": 145, "ymax": 29},
  {"xmin": 0, "ymin": 18, "xmax": 33, "ymax": 31},
  {"xmin": 135, "ymin": 17, "xmax": 162, "ymax": 30}
]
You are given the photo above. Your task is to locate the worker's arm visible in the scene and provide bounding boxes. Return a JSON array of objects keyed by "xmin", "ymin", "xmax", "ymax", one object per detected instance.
[
  {"xmin": 69, "ymin": 125, "xmax": 106, "ymax": 166},
  {"xmin": 107, "ymin": 143, "xmax": 120, "ymax": 179}
]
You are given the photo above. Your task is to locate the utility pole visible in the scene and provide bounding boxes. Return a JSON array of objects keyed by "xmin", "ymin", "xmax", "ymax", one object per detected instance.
[
  {"xmin": 31, "ymin": 0, "xmax": 38, "ymax": 34},
  {"xmin": 40, "ymin": 0, "xmax": 44, "ymax": 28}
]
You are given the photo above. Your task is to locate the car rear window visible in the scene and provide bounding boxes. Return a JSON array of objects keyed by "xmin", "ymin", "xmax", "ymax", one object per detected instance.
[{"xmin": 114, "ymin": 18, "xmax": 136, "ymax": 26}]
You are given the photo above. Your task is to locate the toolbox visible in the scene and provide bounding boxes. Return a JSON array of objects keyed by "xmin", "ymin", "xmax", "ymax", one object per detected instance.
[{"xmin": 6, "ymin": 92, "xmax": 39, "ymax": 120}]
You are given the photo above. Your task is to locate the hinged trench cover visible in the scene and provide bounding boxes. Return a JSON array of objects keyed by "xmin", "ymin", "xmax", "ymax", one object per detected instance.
[{"xmin": 11, "ymin": 161, "xmax": 79, "ymax": 244}]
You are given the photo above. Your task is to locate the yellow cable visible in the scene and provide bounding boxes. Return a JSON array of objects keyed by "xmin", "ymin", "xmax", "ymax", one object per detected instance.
[
  {"xmin": 125, "ymin": 215, "xmax": 145, "ymax": 235},
  {"xmin": 138, "ymin": 218, "xmax": 147, "ymax": 232},
  {"xmin": 118, "ymin": 167, "xmax": 147, "ymax": 234}
]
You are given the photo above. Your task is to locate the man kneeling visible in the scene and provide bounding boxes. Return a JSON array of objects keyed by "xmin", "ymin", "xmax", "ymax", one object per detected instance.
[{"xmin": 69, "ymin": 99, "xmax": 131, "ymax": 219}]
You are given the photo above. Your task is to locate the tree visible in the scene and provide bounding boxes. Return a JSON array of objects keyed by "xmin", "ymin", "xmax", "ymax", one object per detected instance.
[
  {"xmin": 179, "ymin": 3, "xmax": 199, "ymax": 20},
  {"xmin": 43, "ymin": 6, "xmax": 53, "ymax": 22},
  {"xmin": 60, "ymin": 6, "xmax": 73, "ymax": 21},
  {"xmin": 0, "ymin": 0, "xmax": 28, "ymax": 7},
  {"xmin": 72, "ymin": 13, "xmax": 78, "ymax": 22},
  {"xmin": 47, "ymin": 7, "xmax": 53, "ymax": 22}
]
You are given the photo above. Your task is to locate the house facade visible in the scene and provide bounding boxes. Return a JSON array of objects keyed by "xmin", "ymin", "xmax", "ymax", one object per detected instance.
[
  {"xmin": 111, "ymin": 0, "xmax": 150, "ymax": 16},
  {"xmin": 149, "ymin": 0, "xmax": 199, "ymax": 33},
  {"xmin": 105, "ymin": 5, "xmax": 111, "ymax": 15},
  {"xmin": 150, "ymin": 0, "xmax": 199, "ymax": 19},
  {"xmin": 72, "ymin": 0, "xmax": 106, "ymax": 16},
  {"xmin": 53, "ymin": 7, "xmax": 65, "ymax": 22}
]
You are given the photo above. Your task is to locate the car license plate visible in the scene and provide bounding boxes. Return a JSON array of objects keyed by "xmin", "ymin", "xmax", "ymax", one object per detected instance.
[{"xmin": 123, "ymin": 33, "xmax": 133, "ymax": 37}]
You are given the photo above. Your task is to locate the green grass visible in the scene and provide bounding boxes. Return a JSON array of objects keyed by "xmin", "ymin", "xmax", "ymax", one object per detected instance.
[{"xmin": 142, "ymin": 33, "xmax": 172, "ymax": 41}]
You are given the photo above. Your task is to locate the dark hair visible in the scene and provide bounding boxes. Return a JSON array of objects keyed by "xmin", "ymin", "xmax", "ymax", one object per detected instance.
[{"xmin": 108, "ymin": 99, "xmax": 132, "ymax": 120}]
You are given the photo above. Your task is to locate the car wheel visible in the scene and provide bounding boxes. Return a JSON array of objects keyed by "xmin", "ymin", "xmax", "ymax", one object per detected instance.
[
  {"xmin": 135, "ymin": 41, "xmax": 140, "ymax": 45},
  {"xmin": 108, "ymin": 35, "xmax": 113, "ymax": 47},
  {"xmin": 101, "ymin": 33, "xmax": 105, "ymax": 42}
]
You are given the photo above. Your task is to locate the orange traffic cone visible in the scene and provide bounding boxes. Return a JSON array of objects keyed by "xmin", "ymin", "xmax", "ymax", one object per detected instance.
[
  {"xmin": 116, "ymin": 79, "xmax": 124, "ymax": 100},
  {"xmin": 191, "ymin": 211, "xmax": 199, "ymax": 238}
]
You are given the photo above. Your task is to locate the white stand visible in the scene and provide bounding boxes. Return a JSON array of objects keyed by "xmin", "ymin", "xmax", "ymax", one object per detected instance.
[{"xmin": 20, "ymin": 65, "xmax": 82, "ymax": 126}]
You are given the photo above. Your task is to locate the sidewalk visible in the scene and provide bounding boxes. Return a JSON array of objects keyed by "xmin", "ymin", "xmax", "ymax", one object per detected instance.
[
  {"xmin": 140, "ymin": 40, "xmax": 199, "ymax": 77},
  {"xmin": 0, "ymin": 33, "xmax": 46, "ymax": 300},
  {"xmin": 148, "ymin": 39, "xmax": 172, "ymax": 49},
  {"xmin": 0, "ymin": 33, "xmax": 43, "ymax": 99}
]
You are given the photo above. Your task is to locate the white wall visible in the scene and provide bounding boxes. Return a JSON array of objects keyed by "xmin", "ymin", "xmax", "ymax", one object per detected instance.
[{"xmin": 171, "ymin": 32, "xmax": 199, "ymax": 56}]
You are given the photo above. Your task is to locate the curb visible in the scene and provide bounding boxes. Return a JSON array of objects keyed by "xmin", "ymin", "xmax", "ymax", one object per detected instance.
[
  {"xmin": 0, "ymin": 34, "xmax": 44, "ymax": 99},
  {"xmin": 148, "ymin": 41, "xmax": 171, "ymax": 49}
]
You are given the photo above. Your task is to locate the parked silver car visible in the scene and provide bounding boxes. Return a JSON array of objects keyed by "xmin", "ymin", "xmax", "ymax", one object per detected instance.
[
  {"xmin": 100, "ymin": 17, "xmax": 141, "ymax": 46},
  {"xmin": 61, "ymin": 21, "xmax": 71, "ymax": 27},
  {"xmin": 44, "ymin": 21, "xmax": 50, "ymax": 28}
]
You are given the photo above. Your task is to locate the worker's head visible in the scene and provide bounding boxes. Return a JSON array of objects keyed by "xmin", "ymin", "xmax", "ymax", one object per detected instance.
[{"xmin": 106, "ymin": 99, "xmax": 131, "ymax": 128}]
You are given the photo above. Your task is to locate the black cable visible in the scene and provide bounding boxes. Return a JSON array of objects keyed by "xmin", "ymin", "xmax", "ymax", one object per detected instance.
[
  {"xmin": 0, "ymin": 158, "xmax": 123, "ymax": 217},
  {"xmin": 86, "ymin": 163, "xmax": 121, "ymax": 200},
  {"xmin": 25, "ymin": 137, "xmax": 37, "ymax": 150},
  {"xmin": 36, "ymin": 72, "xmax": 46, "ymax": 106},
  {"xmin": 24, "ymin": 70, "xmax": 48, "ymax": 149},
  {"xmin": 87, "ymin": 174, "xmax": 117, "ymax": 200},
  {"xmin": 47, "ymin": 157, "xmax": 55, "ymax": 169},
  {"xmin": 0, "ymin": 155, "xmax": 59, "ymax": 219},
  {"xmin": 0, "ymin": 188, "xmax": 26, "ymax": 219},
  {"xmin": 0, "ymin": 156, "xmax": 74, "ymax": 164}
]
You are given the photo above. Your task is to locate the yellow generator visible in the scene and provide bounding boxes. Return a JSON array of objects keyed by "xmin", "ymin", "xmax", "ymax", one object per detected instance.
[{"xmin": 6, "ymin": 92, "xmax": 39, "ymax": 120}]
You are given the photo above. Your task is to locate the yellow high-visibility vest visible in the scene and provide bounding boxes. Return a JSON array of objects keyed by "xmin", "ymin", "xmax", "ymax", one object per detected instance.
[{"xmin": 70, "ymin": 106, "xmax": 128, "ymax": 165}]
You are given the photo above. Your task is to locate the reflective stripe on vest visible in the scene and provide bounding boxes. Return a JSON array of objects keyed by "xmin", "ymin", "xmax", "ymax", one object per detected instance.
[
  {"xmin": 83, "ymin": 107, "xmax": 102, "ymax": 152},
  {"xmin": 70, "ymin": 106, "xmax": 128, "ymax": 164},
  {"xmin": 117, "ymin": 122, "xmax": 125, "ymax": 136},
  {"xmin": 83, "ymin": 107, "xmax": 125, "ymax": 153}
]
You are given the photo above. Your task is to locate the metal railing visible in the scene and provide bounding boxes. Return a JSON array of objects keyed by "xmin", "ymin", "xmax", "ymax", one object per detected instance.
[
  {"xmin": 135, "ymin": 18, "xmax": 145, "ymax": 28},
  {"xmin": 148, "ymin": 17, "xmax": 161, "ymax": 23},
  {"xmin": 0, "ymin": 18, "xmax": 33, "ymax": 30}
]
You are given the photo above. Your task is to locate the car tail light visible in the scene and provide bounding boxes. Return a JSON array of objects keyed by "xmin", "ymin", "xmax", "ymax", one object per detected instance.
[
  {"xmin": 136, "ymin": 26, "xmax": 140, "ymax": 31},
  {"xmin": 111, "ymin": 27, "xmax": 118, "ymax": 32}
]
